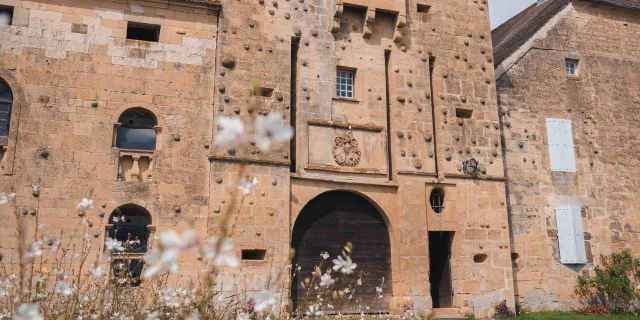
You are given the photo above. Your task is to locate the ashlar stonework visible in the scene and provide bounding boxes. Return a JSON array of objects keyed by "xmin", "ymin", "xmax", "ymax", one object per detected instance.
[{"xmin": 5, "ymin": 0, "xmax": 623, "ymax": 317}]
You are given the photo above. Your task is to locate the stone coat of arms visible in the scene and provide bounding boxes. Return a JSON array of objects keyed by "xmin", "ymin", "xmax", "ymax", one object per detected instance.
[{"xmin": 332, "ymin": 130, "xmax": 361, "ymax": 167}]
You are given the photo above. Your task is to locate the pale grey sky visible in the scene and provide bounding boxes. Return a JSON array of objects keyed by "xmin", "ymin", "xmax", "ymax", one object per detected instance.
[{"xmin": 489, "ymin": 0, "xmax": 537, "ymax": 29}]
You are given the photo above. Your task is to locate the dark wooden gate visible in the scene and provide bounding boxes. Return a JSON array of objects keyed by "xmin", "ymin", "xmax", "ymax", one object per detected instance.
[{"xmin": 291, "ymin": 191, "xmax": 391, "ymax": 313}]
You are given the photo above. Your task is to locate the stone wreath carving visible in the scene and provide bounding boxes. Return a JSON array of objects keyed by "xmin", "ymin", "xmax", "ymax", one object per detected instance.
[{"xmin": 332, "ymin": 130, "xmax": 361, "ymax": 167}]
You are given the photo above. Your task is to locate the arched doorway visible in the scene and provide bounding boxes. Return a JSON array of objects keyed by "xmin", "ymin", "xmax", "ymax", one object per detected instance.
[
  {"xmin": 291, "ymin": 191, "xmax": 391, "ymax": 313},
  {"xmin": 107, "ymin": 204, "xmax": 153, "ymax": 286}
]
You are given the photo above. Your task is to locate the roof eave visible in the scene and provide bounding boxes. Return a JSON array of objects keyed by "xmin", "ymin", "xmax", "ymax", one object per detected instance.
[{"xmin": 582, "ymin": 0, "xmax": 640, "ymax": 11}]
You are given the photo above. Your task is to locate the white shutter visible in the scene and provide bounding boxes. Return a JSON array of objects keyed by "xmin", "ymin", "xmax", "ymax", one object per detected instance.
[
  {"xmin": 555, "ymin": 206, "xmax": 587, "ymax": 264},
  {"xmin": 546, "ymin": 119, "xmax": 576, "ymax": 172},
  {"xmin": 559, "ymin": 120, "xmax": 577, "ymax": 172},
  {"xmin": 546, "ymin": 119, "xmax": 564, "ymax": 171},
  {"xmin": 571, "ymin": 206, "xmax": 588, "ymax": 264}
]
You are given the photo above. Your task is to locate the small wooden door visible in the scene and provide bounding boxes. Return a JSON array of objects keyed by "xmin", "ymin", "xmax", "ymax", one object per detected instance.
[{"xmin": 291, "ymin": 191, "xmax": 391, "ymax": 313}]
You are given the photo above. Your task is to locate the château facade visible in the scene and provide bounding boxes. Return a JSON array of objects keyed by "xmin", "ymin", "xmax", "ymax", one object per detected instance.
[{"xmin": 0, "ymin": 0, "xmax": 636, "ymax": 316}]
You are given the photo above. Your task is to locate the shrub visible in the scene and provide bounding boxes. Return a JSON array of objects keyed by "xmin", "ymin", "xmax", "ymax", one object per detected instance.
[
  {"xmin": 491, "ymin": 299, "xmax": 514, "ymax": 317},
  {"xmin": 577, "ymin": 304, "xmax": 610, "ymax": 316},
  {"xmin": 575, "ymin": 250, "xmax": 640, "ymax": 313}
]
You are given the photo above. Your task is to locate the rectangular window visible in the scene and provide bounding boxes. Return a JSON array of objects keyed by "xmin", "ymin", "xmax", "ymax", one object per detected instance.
[
  {"xmin": 565, "ymin": 59, "xmax": 578, "ymax": 76},
  {"xmin": 545, "ymin": 118, "xmax": 576, "ymax": 172},
  {"xmin": 336, "ymin": 69, "xmax": 354, "ymax": 99},
  {"xmin": 241, "ymin": 249, "xmax": 266, "ymax": 260},
  {"xmin": 126, "ymin": 22, "xmax": 160, "ymax": 42},
  {"xmin": 555, "ymin": 206, "xmax": 587, "ymax": 264},
  {"xmin": 416, "ymin": 3, "xmax": 431, "ymax": 13},
  {"xmin": 0, "ymin": 6, "xmax": 13, "ymax": 26},
  {"xmin": 455, "ymin": 108, "xmax": 473, "ymax": 119}
]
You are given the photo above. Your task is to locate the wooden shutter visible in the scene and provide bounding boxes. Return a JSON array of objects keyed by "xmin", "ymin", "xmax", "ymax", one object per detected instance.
[
  {"xmin": 559, "ymin": 120, "xmax": 576, "ymax": 172},
  {"xmin": 546, "ymin": 119, "xmax": 576, "ymax": 172},
  {"xmin": 555, "ymin": 206, "xmax": 587, "ymax": 264},
  {"xmin": 546, "ymin": 119, "xmax": 564, "ymax": 171}
]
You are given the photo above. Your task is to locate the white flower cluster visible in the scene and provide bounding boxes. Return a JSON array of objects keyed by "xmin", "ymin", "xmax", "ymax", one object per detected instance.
[
  {"xmin": 214, "ymin": 112, "xmax": 293, "ymax": 152},
  {"xmin": 143, "ymin": 230, "xmax": 239, "ymax": 278}
]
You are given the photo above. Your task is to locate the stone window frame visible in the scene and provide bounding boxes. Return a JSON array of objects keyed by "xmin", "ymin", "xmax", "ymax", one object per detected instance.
[
  {"xmin": 429, "ymin": 186, "xmax": 446, "ymax": 214},
  {"xmin": 104, "ymin": 203, "xmax": 157, "ymax": 286},
  {"xmin": 565, "ymin": 59, "xmax": 578, "ymax": 77},
  {"xmin": 111, "ymin": 106, "xmax": 164, "ymax": 182},
  {"xmin": 336, "ymin": 67, "xmax": 356, "ymax": 100},
  {"xmin": 0, "ymin": 70, "xmax": 23, "ymax": 176}
]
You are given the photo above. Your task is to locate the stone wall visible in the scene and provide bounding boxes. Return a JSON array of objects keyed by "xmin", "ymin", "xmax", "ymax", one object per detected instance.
[
  {"xmin": 497, "ymin": 0, "xmax": 640, "ymax": 311},
  {"xmin": 0, "ymin": 0, "xmax": 218, "ymax": 275},
  {"xmin": 0, "ymin": 0, "xmax": 515, "ymax": 316}
]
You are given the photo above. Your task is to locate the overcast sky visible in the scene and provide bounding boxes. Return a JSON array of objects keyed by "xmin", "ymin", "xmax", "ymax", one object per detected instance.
[{"xmin": 489, "ymin": 0, "xmax": 537, "ymax": 29}]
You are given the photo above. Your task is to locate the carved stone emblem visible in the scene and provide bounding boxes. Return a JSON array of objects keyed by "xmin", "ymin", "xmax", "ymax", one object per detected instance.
[{"xmin": 332, "ymin": 130, "xmax": 361, "ymax": 167}]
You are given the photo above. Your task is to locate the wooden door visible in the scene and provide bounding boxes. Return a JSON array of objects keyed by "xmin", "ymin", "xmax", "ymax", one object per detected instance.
[{"xmin": 291, "ymin": 191, "xmax": 391, "ymax": 313}]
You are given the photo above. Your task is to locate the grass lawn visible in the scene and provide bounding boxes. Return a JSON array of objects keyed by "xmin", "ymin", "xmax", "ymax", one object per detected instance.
[{"xmin": 515, "ymin": 311, "xmax": 639, "ymax": 319}]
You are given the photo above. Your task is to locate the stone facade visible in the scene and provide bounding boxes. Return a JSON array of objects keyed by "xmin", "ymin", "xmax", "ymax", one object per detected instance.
[
  {"xmin": 495, "ymin": 0, "xmax": 640, "ymax": 311},
  {"xmin": 0, "ymin": 0, "xmax": 516, "ymax": 317}
]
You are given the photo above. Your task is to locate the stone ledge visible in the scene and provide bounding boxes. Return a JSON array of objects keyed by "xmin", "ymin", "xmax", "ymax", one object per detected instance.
[
  {"xmin": 307, "ymin": 119, "xmax": 385, "ymax": 132},
  {"xmin": 444, "ymin": 173, "xmax": 508, "ymax": 182},
  {"xmin": 208, "ymin": 154, "xmax": 291, "ymax": 166}
]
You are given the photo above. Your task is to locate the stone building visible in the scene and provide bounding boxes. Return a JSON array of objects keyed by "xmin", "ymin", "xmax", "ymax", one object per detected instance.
[
  {"xmin": 493, "ymin": 0, "xmax": 640, "ymax": 312},
  {"xmin": 0, "ymin": 0, "xmax": 594, "ymax": 316}
]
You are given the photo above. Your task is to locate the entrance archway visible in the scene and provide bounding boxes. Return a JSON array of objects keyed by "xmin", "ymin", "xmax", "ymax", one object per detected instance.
[{"xmin": 291, "ymin": 191, "xmax": 391, "ymax": 313}]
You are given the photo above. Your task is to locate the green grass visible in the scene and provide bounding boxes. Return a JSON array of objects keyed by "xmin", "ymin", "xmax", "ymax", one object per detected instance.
[{"xmin": 515, "ymin": 311, "xmax": 640, "ymax": 319}]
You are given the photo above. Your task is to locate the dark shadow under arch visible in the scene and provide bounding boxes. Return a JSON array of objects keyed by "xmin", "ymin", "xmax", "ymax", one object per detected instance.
[
  {"xmin": 291, "ymin": 191, "xmax": 391, "ymax": 313},
  {"xmin": 108, "ymin": 204, "xmax": 152, "ymax": 254}
]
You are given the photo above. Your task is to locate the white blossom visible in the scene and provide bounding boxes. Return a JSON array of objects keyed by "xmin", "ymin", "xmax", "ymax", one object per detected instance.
[
  {"xmin": 14, "ymin": 303, "xmax": 42, "ymax": 320},
  {"xmin": 54, "ymin": 281, "xmax": 74, "ymax": 295},
  {"xmin": 332, "ymin": 255, "xmax": 357, "ymax": 274},
  {"xmin": 76, "ymin": 198, "xmax": 94, "ymax": 213},
  {"xmin": 319, "ymin": 273, "xmax": 334, "ymax": 288},
  {"xmin": 0, "ymin": 192, "xmax": 15, "ymax": 205},
  {"xmin": 254, "ymin": 112, "xmax": 294, "ymax": 151},
  {"xmin": 253, "ymin": 290, "xmax": 279, "ymax": 313},
  {"xmin": 237, "ymin": 177, "xmax": 259, "ymax": 196},
  {"xmin": 89, "ymin": 265, "xmax": 105, "ymax": 279},
  {"xmin": 306, "ymin": 304, "xmax": 323, "ymax": 317},
  {"xmin": 237, "ymin": 313, "xmax": 250, "ymax": 320},
  {"xmin": 214, "ymin": 116, "xmax": 248, "ymax": 149},
  {"xmin": 105, "ymin": 238, "xmax": 125, "ymax": 252},
  {"xmin": 143, "ymin": 230, "xmax": 198, "ymax": 278},
  {"xmin": 357, "ymin": 278, "xmax": 362, "ymax": 286},
  {"xmin": 320, "ymin": 252, "xmax": 329, "ymax": 260},
  {"xmin": 186, "ymin": 313, "xmax": 199, "ymax": 320},
  {"xmin": 203, "ymin": 237, "xmax": 239, "ymax": 268},
  {"xmin": 376, "ymin": 286, "xmax": 383, "ymax": 293},
  {"xmin": 25, "ymin": 242, "xmax": 42, "ymax": 262}
]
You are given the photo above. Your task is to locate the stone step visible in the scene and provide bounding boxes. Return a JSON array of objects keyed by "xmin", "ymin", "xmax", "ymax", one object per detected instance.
[{"xmin": 433, "ymin": 308, "xmax": 461, "ymax": 316}]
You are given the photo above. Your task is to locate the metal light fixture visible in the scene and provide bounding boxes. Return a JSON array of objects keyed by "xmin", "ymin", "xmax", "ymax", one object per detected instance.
[{"xmin": 463, "ymin": 158, "xmax": 480, "ymax": 176}]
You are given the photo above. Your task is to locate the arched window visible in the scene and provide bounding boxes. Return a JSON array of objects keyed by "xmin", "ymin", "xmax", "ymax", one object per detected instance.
[
  {"xmin": 430, "ymin": 187, "xmax": 445, "ymax": 213},
  {"xmin": 0, "ymin": 79, "xmax": 13, "ymax": 139},
  {"xmin": 107, "ymin": 204, "xmax": 153, "ymax": 286},
  {"xmin": 116, "ymin": 108, "xmax": 157, "ymax": 151}
]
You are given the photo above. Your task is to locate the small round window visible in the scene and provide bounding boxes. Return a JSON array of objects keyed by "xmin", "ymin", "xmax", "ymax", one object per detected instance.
[{"xmin": 430, "ymin": 188, "xmax": 445, "ymax": 213}]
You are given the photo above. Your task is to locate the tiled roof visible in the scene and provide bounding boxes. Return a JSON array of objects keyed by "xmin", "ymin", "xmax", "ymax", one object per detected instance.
[
  {"xmin": 491, "ymin": 0, "xmax": 571, "ymax": 66},
  {"xmin": 491, "ymin": 0, "xmax": 640, "ymax": 66},
  {"xmin": 585, "ymin": 0, "xmax": 640, "ymax": 11}
]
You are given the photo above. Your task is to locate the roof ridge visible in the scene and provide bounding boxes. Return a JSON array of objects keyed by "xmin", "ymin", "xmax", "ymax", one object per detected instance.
[{"xmin": 491, "ymin": 0, "xmax": 571, "ymax": 65}]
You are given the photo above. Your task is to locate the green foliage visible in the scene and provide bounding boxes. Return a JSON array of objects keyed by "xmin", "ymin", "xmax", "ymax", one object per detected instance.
[
  {"xmin": 575, "ymin": 250, "xmax": 640, "ymax": 314},
  {"xmin": 516, "ymin": 311, "xmax": 639, "ymax": 319}
]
